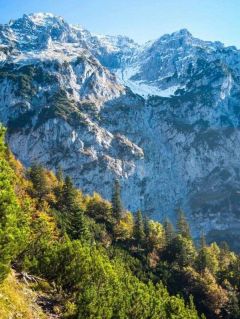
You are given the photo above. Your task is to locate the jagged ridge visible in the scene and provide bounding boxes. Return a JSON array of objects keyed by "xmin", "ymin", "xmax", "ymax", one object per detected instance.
[{"xmin": 1, "ymin": 13, "xmax": 240, "ymax": 249}]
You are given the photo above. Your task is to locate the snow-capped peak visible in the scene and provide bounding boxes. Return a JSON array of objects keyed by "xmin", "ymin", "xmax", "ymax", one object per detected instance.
[
  {"xmin": 2, "ymin": 12, "xmax": 79, "ymax": 51},
  {"xmin": 1, "ymin": 13, "xmax": 239, "ymax": 101},
  {"xmin": 93, "ymin": 34, "xmax": 139, "ymax": 55},
  {"xmin": 10, "ymin": 12, "xmax": 64, "ymax": 26},
  {"xmin": 26, "ymin": 12, "xmax": 61, "ymax": 25},
  {"xmin": 172, "ymin": 28, "xmax": 192, "ymax": 38}
]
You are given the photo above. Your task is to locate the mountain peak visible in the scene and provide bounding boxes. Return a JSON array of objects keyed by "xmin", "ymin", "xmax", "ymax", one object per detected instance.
[
  {"xmin": 9, "ymin": 12, "xmax": 66, "ymax": 29},
  {"xmin": 149, "ymin": 28, "xmax": 193, "ymax": 47},
  {"xmin": 26, "ymin": 12, "xmax": 60, "ymax": 25},
  {"xmin": 5, "ymin": 12, "xmax": 76, "ymax": 50},
  {"xmin": 172, "ymin": 28, "xmax": 192, "ymax": 37}
]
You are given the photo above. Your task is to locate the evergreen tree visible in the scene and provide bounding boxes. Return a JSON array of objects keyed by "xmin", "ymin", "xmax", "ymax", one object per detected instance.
[
  {"xmin": 176, "ymin": 209, "xmax": 191, "ymax": 239},
  {"xmin": 55, "ymin": 176, "xmax": 84, "ymax": 238},
  {"xmin": 219, "ymin": 241, "xmax": 230, "ymax": 272},
  {"xmin": 195, "ymin": 232, "xmax": 207, "ymax": 274},
  {"xmin": 164, "ymin": 235, "xmax": 196, "ymax": 267},
  {"xmin": 163, "ymin": 218, "xmax": 175, "ymax": 245},
  {"xmin": 54, "ymin": 166, "xmax": 64, "ymax": 211},
  {"xmin": 111, "ymin": 179, "xmax": 123, "ymax": 220},
  {"xmin": 28, "ymin": 163, "xmax": 49, "ymax": 201},
  {"xmin": 56, "ymin": 165, "xmax": 64, "ymax": 183},
  {"xmin": 55, "ymin": 176, "xmax": 92, "ymax": 242},
  {"xmin": 195, "ymin": 233, "xmax": 219, "ymax": 274},
  {"xmin": 200, "ymin": 232, "xmax": 206, "ymax": 249},
  {"xmin": 0, "ymin": 126, "xmax": 6, "ymax": 151},
  {"xmin": 73, "ymin": 211, "xmax": 91, "ymax": 242},
  {"xmin": 61, "ymin": 176, "xmax": 77, "ymax": 211},
  {"xmin": 143, "ymin": 215, "xmax": 150, "ymax": 238},
  {"xmin": 134, "ymin": 210, "xmax": 145, "ymax": 244}
]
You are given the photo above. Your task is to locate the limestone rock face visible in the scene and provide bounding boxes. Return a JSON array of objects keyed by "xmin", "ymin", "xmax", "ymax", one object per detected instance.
[{"xmin": 1, "ymin": 13, "xmax": 240, "ymax": 248}]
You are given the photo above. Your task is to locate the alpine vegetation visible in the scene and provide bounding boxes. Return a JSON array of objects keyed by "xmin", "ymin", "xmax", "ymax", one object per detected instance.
[{"xmin": 1, "ymin": 127, "xmax": 240, "ymax": 318}]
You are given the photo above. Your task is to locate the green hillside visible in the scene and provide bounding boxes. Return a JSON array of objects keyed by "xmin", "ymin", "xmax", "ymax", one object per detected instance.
[{"xmin": 0, "ymin": 125, "xmax": 239, "ymax": 318}]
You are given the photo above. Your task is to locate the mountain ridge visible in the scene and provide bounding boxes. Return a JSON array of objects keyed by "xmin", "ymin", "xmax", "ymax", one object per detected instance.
[{"xmin": 1, "ymin": 13, "xmax": 240, "ymax": 249}]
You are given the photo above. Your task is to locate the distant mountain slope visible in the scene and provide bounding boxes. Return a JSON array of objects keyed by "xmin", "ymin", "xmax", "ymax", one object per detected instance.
[{"xmin": 1, "ymin": 13, "xmax": 240, "ymax": 248}]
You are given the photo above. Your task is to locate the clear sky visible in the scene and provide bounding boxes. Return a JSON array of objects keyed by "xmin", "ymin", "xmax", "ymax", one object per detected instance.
[{"xmin": 0, "ymin": 0, "xmax": 239, "ymax": 47}]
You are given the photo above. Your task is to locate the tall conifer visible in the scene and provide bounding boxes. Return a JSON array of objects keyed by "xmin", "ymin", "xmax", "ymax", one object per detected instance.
[
  {"xmin": 176, "ymin": 209, "xmax": 191, "ymax": 239},
  {"xmin": 111, "ymin": 179, "xmax": 123, "ymax": 220},
  {"xmin": 134, "ymin": 210, "xmax": 145, "ymax": 243}
]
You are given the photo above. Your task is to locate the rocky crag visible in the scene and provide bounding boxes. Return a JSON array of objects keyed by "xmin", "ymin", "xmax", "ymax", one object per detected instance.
[{"xmin": 1, "ymin": 13, "xmax": 240, "ymax": 247}]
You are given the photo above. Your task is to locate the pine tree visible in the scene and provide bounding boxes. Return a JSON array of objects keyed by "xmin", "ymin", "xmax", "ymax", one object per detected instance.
[
  {"xmin": 195, "ymin": 232, "xmax": 208, "ymax": 274},
  {"xmin": 111, "ymin": 179, "xmax": 123, "ymax": 220},
  {"xmin": 55, "ymin": 176, "xmax": 83, "ymax": 238},
  {"xmin": 219, "ymin": 241, "xmax": 230, "ymax": 271},
  {"xmin": 56, "ymin": 165, "xmax": 64, "ymax": 183},
  {"xmin": 72, "ymin": 211, "xmax": 91, "ymax": 242},
  {"xmin": 0, "ymin": 126, "xmax": 5, "ymax": 151},
  {"xmin": 54, "ymin": 166, "xmax": 64, "ymax": 212},
  {"xmin": 163, "ymin": 218, "xmax": 175, "ymax": 245},
  {"xmin": 134, "ymin": 210, "xmax": 145, "ymax": 244},
  {"xmin": 28, "ymin": 163, "xmax": 49, "ymax": 201},
  {"xmin": 143, "ymin": 215, "xmax": 150, "ymax": 238},
  {"xmin": 165, "ymin": 235, "xmax": 196, "ymax": 267},
  {"xmin": 200, "ymin": 232, "xmax": 206, "ymax": 249},
  {"xmin": 176, "ymin": 209, "xmax": 191, "ymax": 239},
  {"xmin": 55, "ymin": 176, "xmax": 91, "ymax": 242},
  {"xmin": 61, "ymin": 176, "xmax": 77, "ymax": 211}
]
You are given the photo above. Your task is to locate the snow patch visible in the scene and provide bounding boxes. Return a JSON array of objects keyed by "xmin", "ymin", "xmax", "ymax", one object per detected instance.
[
  {"xmin": 28, "ymin": 13, "xmax": 56, "ymax": 25},
  {"xmin": 116, "ymin": 65, "xmax": 184, "ymax": 98},
  {"xmin": 127, "ymin": 81, "xmax": 183, "ymax": 98}
]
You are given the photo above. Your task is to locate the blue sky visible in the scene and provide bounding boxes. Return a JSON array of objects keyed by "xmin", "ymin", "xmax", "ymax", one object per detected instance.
[{"xmin": 0, "ymin": 0, "xmax": 239, "ymax": 47}]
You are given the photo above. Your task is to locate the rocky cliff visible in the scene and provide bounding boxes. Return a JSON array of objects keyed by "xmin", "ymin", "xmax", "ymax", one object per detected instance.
[{"xmin": 1, "ymin": 13, "xmax": 240, "ymax": 248}]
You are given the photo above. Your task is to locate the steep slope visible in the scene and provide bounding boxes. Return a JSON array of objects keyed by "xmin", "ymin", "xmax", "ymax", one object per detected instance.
[
  {"xmin": 115, "ymin": 29, "xmax": 239, "ymax": 97},
  {"xmin": 0, "ymin": 271, "xmax": 47, "ymax": 319},
  {"xmin": 1, "ymin": 13, "xmax": 240, "ymax": 248},
  {"xmin": 0, "ymin": 128, "xmax": 202, "ymax": 319}
]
